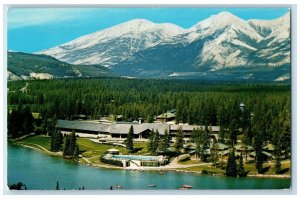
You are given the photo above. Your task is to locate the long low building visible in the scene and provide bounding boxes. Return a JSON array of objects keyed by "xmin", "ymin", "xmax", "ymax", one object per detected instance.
[{"xmin": 56, "ymin": 119, "xmax": 220, "ymax": 139}]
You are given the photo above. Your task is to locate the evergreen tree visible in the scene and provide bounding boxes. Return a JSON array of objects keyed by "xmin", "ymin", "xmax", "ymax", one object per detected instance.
[
  {"xmin": 153, "ymin": 130, "xmax": 160, "ymax": 153},
  {"xmin": 22, "ymin": 105, "xmax": 34, "ymax": 135},
  {"xmin": 125, "ymin": 125, "xmax": 134, "ymax": 153},
  {"xmin": 272, "ymin": 120, "xmax": 282, "ymax": 174},
  {"xmin": 237, "ymin": 152, "xmax": 246, "ymax": 177},
  {"xmin": 158, "ymin": 129, "xmax": 170, "ymax": 152},
  {"xmin": 69, "ymin": 131, "xmax": 77, "ymax": 154},
  {"xmin": 174, "ymin": 128, "xmax": 184, "ymax": 154},
  {"xmin": 254, "ymin": 130, "xmax": 264, "ymax": 174},
  {"xmin": 50, "ymin": 129, "xmax": 63, "ymax": 152},
  {"xmin": 147, "ymin": 130, "xmax": 160, "ymax": 155},
  {"xmin": 73, "ymin": 144, "xmax": 80, "ymax": 160},
  {"xmin": 210, "ymin": 142, "xmax": 219, "ymax": 167},
  {"xmin": 147, "ymin": 130, "xmax": 155, "ymax": 154},
  {"xmin": 226, "ymin": 150, "xmax": 238, "ymax": 177},
  {"xmin": 56, "ymin": 181, "xmax": 60, "ymax": 190},
  {"xmin": 195, "ymin": 127, "xmax": 210, "ymax": 162},
  {"xmin": 63, "ymin": 136, "xmax": 71, "ymax": 157}
]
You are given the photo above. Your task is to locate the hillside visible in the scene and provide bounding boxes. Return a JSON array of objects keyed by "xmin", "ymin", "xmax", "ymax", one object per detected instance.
[{"xmin": 7, "ymin": 51, "xmax": 113, "ymax": 80}]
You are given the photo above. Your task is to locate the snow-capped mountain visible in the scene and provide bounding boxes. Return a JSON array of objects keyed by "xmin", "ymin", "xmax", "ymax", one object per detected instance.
[
  {"xmin": 39, "ymin": 19, "xmax": 186, "ymax": 67},
  {"xmin": 39, "ymin": 11, "xmax": 291, "ymax": 81}
]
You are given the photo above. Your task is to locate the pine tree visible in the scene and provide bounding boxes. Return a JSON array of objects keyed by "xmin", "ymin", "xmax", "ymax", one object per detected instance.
[
  {"xmin": 147, "ymin": 130, "xmax": 155, "ymax": 154},
  {"xmin": 195, "ymin": 127, "xmax": 210, "ymax": 162},
  {"xmin": 50, "ymin": 129, "xmax": 56, "ymax": 151},
  {"xmin": 125, "ymin": 125, "xmax": 134, "ymax": 153},
  {"xmin": 254, "ymin": 130, "xmax": 264, "ymax": 174},
  {"xmin": 226, "ymin": 150, "xmax": 238, "ymax": 177},
  {"xmin": 73, "ymin": 144, "xmax": 80, "ymax": 160},
  {"xmin": 153, "ymin": 130, "xmax": 160, "ymax": 153},
  {"xmin": 237, "ymin": 152, "xmax": 246, "ymax": 177},
  {"xmin": 63, "ymin": 136, "xmax": 71, "ymax": 157},
  {"xmin": 272, "ymin": 120, "xmax": 282, "ymax": 174},
  {"xmin": 210, "ymin": 142, "xmax": 219, "ymax": 167},
  {"xmin": 174, "ymin": 128, "xmax": 184, "ymax": 154},
  {"xmin": 147, "ymin": 130, "xmax": 160, "ymax": 155},
  {"xmin": 158, "ymin": 129, "xmax": 170, "ymax": 152},
  {"xmin": 56, "ymin": 181, "xmax": 60, "ymax": 190}
]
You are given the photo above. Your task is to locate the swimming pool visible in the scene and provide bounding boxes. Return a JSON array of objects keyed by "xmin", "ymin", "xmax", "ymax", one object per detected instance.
[{"xmin": 105, "ymin": 154, "xmax": 161, "ymax": 161}]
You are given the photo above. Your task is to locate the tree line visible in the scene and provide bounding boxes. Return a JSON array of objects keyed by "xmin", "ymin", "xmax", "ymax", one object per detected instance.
[{"xmin": 7, "ymin": 78, "xmax": 291, "ymax": 174}]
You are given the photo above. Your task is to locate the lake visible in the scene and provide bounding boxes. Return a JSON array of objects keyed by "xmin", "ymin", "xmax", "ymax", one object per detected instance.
[{"xmin": 7, "ymin": 143, "xmax": 290, "ymax": 190}]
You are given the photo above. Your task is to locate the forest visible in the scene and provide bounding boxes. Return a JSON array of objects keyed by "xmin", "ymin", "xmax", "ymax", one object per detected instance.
[{"xmin": 7, "ymin": 78, "xmax": 291, "ymax": 174}]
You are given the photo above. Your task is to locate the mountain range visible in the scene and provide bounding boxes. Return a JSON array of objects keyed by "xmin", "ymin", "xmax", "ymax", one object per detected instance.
[{"xmin": 8, "ymin": 11, "xmax": 291, "ymax": 81}]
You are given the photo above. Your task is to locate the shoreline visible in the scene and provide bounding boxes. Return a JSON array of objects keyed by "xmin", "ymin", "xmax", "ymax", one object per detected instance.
[{"xmin": 11, "ymin": 142, "xmax": 291, "ymax": 179}]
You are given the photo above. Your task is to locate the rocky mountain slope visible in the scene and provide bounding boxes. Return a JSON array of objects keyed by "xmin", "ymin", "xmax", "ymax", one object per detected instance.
[{"xmin": 36, "ymin": 11, "xmax": 291, "ymax": 81}]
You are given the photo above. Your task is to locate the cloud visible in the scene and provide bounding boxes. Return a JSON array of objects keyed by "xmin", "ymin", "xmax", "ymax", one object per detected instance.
[{"xmin": 7, "ymin": 8, "xmax": 90, "ymax": 29}]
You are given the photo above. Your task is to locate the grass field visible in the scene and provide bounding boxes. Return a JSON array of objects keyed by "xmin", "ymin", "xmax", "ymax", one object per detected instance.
[
  {"xmin": 178, "ymin": 159, "xmax": 200, "ymax": 165},
  {"xmin": 16, "ymin": 135, "xmax": 149, "ymax": 164},
  {"xmin": 177, "ymin": 164, "xmax": 225, "ymax": 174},
  {"xmin": 77, "ymin": 138, "xmax": 128, "ymax": 159},
  {"xmin": 17, "ymin": 135, "xmax": 51, "ymax": 151},
  {"xmin": 179, "ymin": 160, "xmax": 291, "ymax": 176},
  {"xmin": 244, "ymin": 160, "xmax": 291, "ymax": 175}
]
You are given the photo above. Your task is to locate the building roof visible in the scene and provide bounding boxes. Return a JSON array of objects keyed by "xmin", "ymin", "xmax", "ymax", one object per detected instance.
[
  {"xmin": 56, "ymin": 119, "xmax": 220, "ymax": 135},
  {"xmin": 170, "ymin": 124, "xmax": 220, "ymax": 132},
  {"xmin": 110, "ymin": 123, "xmax": 169, "ymax": 135},
  {"xmin": 56, "ymin": 119, "xmax": 110, "ymax": 133}
]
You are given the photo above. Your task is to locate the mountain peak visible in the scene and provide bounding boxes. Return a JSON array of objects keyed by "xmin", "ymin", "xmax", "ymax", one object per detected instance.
[
  {"xmin": 191, "ymin": 11, "xmax": 245, "ymax": 31},
  {"xmin": 119, "ymin": 18, "xmax": 155, "ymax": 28}
]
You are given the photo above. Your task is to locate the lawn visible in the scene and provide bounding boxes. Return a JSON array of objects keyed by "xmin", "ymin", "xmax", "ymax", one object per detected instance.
[
  {"xmin": 244, "ymin": 160, "xmax": 290, "ymax": 175},
  {"xmin": 77, "ymin": 138, "xmax": 128, "ymax": 158},
  {"xmin": 77, "ymin": 139, "xmax": 149, "ymax": 158},
  {"xmin": 17, "ymin": 135, "xmax": 51, "ymax": 151},
  {"xmin": 133, "ymin": 142, "xmax": 149, "ymax": 155},
  {"xmin": 178, "ymin": 159, "xmax": 201, "ymax": 165},
  {"xmin": 16, "ymin": 136, "xmax": 149, "ymax": 159},
  {"xmin": 178, "ymin": 164, "xmax": 225, "ymax": 175}
]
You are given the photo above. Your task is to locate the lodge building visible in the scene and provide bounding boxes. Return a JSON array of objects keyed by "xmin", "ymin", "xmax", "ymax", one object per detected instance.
[{"xmin": 56, "ymin": 119, "xmax": 220, "ymax": 140}]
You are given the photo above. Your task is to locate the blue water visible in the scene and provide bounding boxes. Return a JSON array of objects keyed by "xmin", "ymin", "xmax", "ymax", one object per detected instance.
[{"xmin": 7, "ymin": 143, "xmax": 291, "ymax": 190}]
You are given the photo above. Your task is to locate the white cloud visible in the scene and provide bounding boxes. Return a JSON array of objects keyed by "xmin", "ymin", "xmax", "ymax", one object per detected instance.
[{"xmin": 7, "ymin": 8, "xmax": 90, "ymax": 29}]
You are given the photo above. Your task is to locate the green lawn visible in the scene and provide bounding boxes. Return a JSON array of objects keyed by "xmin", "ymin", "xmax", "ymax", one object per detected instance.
[
  {"xmin": 244, "ymin": 160, "xmax": 290, "ymax": 175},
  {"xmin": 77, "ymin": 139, "xmax": 149, "ymax": 159},
  {"xmin": 133, "ymin": 142, "xmax": 149, "ymax": 155},
  {"xmin": 179, "ymin": 160, "xmax": 290, "ymax": 176},
  {"xmin": 77, "ymin": 138, "xmax": 128, "ymax": 158},
  {"xmin": 178, "ymin": 164, "xmax": 225, "ymax": 174},
  {"xmin": 178, "ymin": 159, "xmax": 200, "ymax": 165},
  {"xmin": 16, "ymin": 136, "xmax": 149, "ymax": 159},
  {"xmin": 17, "ymin": 135, "xmax": 51, "ymax": 151}
]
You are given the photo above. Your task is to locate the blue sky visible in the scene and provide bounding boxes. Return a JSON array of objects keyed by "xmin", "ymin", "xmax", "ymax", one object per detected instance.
[{"xmin": 7, "ymin": 7, "xmax": 290, "ymax": 53}]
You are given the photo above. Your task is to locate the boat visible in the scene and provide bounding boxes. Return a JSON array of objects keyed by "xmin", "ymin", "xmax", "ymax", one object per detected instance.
[
  {"xmin": 180, "ymin": 185, "xmax": 192, "ymax": 189},
  {"xmin": 114, "ymin": 185, "xmax": 123, "ymax": 189},
  {"xmin": 148, "ymin": 184, "xmax": 157, "ymax": 187}
]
